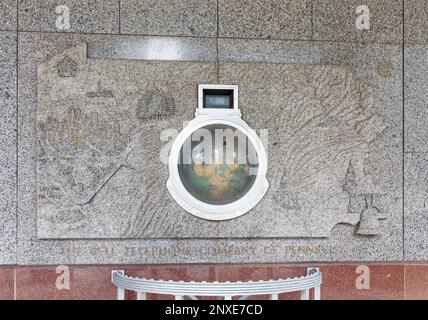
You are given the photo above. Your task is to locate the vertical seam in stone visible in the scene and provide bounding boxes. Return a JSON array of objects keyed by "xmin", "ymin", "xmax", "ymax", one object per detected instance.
[
  {"xmin": 402, "ymin": 0, "xmax": 406, "ymax": 262},
  {"xmin": 216, "ymin": 0, "xmax": 219, "ymax": 83},
  {"xmin": 310, "ymin": 0, "xmax": 314, "ymax": 41},
  {"xmin": 15, "ymin": 0, "xmax": 19, "ymax": 268},
  {"xmin": 118, "ymin": 0, "xmax": 121, "ymax": 34},
  {"xmin": 216, "ymin": 0, "xmax": 219, "ymax": 39}
]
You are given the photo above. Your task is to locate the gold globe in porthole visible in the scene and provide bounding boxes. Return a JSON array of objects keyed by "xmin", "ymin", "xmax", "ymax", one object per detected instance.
[{"xmin": 178, "ymin": 124, "xmax": 259, "ymax": 205}]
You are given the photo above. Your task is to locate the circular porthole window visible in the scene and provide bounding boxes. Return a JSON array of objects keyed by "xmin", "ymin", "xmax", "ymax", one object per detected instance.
[
  {"xmin": 178, "ymin": 124, "xmax": 259, "ymax": 205},
  {"xmin": 167, "ymin": 85, "xmax": 269, "ymax": 221}
]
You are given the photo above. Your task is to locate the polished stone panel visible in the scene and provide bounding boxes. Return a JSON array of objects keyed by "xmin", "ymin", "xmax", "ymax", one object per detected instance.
[
  {"xmin": 15, "ymin": 266, "xmax": 116, "ymax": 300},
  {"xmin": 120, "ymin": 0, "xmax": 217, "ymax": 37},
  {"xmin": 0, "ymin": 0, "xmax": 17, "ymax": 31},
  {"xmin": 10, "ymin": 264, "xmax": 417, "ymax": 300},
  {"xmin": 14, "ymin": 32, "xmax": 404, "ymax": 263},
  {"xmin": 404, "ymin": 264, "xmax": 428, "ymax": 299},
  {"xmin": 88, "ymin": 35, "xmax": 217, "ymax": 61},
  {"xmin": 218, "ymin": 0, "xmax": 312, "ymax": 40},
  {"xmin": 405, "ymin": 45, "xmax": 428, "ymax": 152},
  {"xmin": 18, "ymin": 0, "xmax": 119, "ymax": 33},
  {"xmin": 405, "ymin": 0, "xmax": 428, "ymax": 44},
  {"xmin": 0, "ymin": 31, "xmax": 17, "ymax": 265},
  {"xmin": 320, "ymin": 264, "xmax": 404, "ymax": 300},
  {"xmin": 313, "ymin": 0, "xmax": 403, "ymax": 43},
  {"xmin": 0, "ymin": 268, "xmax": 14, "ymax": 300},
  {"xmin": 404, "ymin": 153, "xmax": 428, "ymax": 261}
]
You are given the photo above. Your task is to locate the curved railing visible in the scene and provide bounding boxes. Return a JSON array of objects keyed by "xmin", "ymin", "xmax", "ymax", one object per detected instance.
[{"xmin": 112, "ymin": 267, "xmax": 322, "ymax": 300}]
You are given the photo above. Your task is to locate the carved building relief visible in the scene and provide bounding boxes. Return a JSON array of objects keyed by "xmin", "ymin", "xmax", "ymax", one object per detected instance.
[{"xmin": 37, "ymin": 43, "xmax": 390, "ymax": 239}]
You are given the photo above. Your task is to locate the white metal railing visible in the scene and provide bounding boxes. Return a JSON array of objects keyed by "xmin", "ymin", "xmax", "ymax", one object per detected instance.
[{"xmin": 111, "ymin": 267, "xmax": 322, "ymax": 300}]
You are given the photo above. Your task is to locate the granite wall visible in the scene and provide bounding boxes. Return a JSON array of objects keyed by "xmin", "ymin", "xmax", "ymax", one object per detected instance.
[
  {"xmin": 0, "ymin": 0, "xmax": 427, "ymax": 265},
  {"xmin": 1, "ymin": 263, "xmax": 427, "ymax": 300}
]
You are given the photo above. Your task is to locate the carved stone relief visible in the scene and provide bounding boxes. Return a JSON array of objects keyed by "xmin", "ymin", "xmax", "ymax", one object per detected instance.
[
  {"xmin": 136, "ymin": 87, "xmax": 175, "ymax": 121},
  {"xmin": 37, "ymin": 43, "xmax": 390, "ymax": 239},
  {"xmin": 56, "ymin": 56, "xmax": 77, "ymax": 78}
]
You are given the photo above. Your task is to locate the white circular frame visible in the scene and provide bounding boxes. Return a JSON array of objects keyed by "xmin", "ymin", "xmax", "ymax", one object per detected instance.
[{"xmin": 167, "ymin": 115, "xmax": 269, "ymax": 221}]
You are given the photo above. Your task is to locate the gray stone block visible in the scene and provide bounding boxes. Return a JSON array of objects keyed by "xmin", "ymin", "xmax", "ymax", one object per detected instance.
[
  {"xmin": 218, "ymin": 0, "xmax": 312, "ymax": 40},
  {"xmin": 88, "ymin": 35, "xmax": 217, "ymax": 61},
  {"xmin": 404, "ymin": 152, "xmax": 428, "ymax": 261},
  {"xmin": 13, "ymin": 32, "xmax": 403, "ymax": 264},
  {"xmin": 0, "ymin": 31, "xmax": 17, "ymax": 265},
  {"xmin": 18, "ymin": 0, "xmax": 119, "ymax": 33},
  {"xmin": 120, "ymin": 0, "xmax": 217, "ymax": 37},
  {"xmin": 313, "ymin": 0, "xmax": 403, "ymax": 43},
  {"xmin": 0, "ymin": 0, "xmax": 17, "ymax": 31},
  {"xmin": 405, "ymin": 45, "xmax": 428, "ymax": 153},
  {"xmin": 405, "ymin": 0, "xmax": 428, "ymax": 44},
  {"xmin": 33, "ymin": 41, "xmax": 397, "ymax": 241}
]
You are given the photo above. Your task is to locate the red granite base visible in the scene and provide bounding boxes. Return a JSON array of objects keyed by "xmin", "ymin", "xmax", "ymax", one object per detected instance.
[{"xmin": 0, "ymin": 263, "xmax": 427, "ymax": 300}]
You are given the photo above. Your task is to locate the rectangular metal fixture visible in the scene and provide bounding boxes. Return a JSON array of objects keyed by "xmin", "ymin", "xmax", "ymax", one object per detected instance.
[{"xmin": 198, "ymin": 84, "xmax": 239, "ymax": 112}]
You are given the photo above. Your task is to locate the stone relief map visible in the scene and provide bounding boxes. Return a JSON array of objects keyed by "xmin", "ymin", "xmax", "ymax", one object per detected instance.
[{"xmin": 37, "ymin": 43, "xmax": 391, "ymax": 239}]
